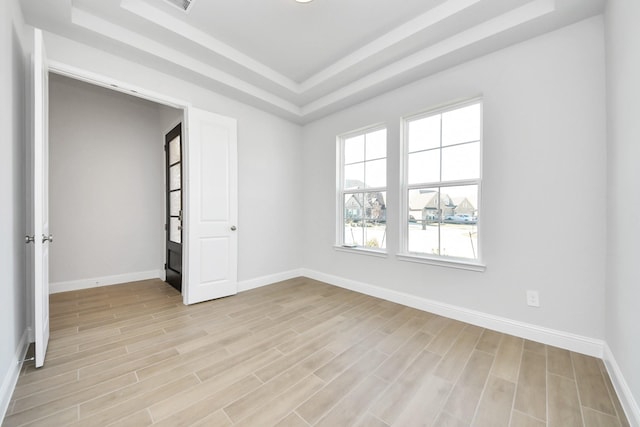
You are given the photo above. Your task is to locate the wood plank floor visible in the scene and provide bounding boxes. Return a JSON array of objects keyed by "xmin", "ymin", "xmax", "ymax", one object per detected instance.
[{"xmin": 3, "ymin": 277, "xmax": 630, "ymax": 427}]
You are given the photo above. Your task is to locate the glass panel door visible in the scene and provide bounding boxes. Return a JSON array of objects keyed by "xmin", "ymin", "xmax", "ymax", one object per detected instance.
[
  {"xmin": 165, "ymin": 123, "xmax": 183, "ymax": 291},
  {"xmin": 168, "ymin": 135, "xmax": 181, "ymax": 243}
]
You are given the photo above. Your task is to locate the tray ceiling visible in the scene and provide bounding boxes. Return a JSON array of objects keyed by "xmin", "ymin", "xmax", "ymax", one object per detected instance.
[{"xmin": 20, "ymin": 0, "xmax": 604, "ymax": 123}]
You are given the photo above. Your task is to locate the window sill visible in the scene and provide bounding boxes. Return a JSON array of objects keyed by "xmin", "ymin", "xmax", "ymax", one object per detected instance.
[
  {"xmin": 396, "ymin": 253, "xmax": 486, "ymax": 272},
  {"xmin": 333, "ymin": 245, "xmax": 388, "ymax": 258}
]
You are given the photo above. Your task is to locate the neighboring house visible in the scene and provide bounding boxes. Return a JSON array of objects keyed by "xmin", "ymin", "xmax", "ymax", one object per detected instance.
[
  {"xmin": 448, "ymin": 197, "xmax": 476, "ymax": 217},
  {"xmin": 344, "ymin": 194, "xmax": 364, "ymax": 223},
  {"xmin": 409, "ymin": 190, "xmax": 439, "ymax": 228},
  {"xmin": 368, "ymin": 193, "xmax": 386, "ymax": 222},
  {"xmin": 345, "ymin": 192, "xmax": 386, "ymax": 223},
  {"xmin": 409, "ymin": 190, "xmax": 476, "ymax": 228}
]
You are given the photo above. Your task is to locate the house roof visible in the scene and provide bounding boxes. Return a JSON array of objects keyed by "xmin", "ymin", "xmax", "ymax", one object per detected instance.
[
  {"xmin": 409, "ymin": 191, "xmax": 438, "ymax": 211},
  {"xmin": 409, "ymin": 192, "xmax": 476, "ymax": 211}
]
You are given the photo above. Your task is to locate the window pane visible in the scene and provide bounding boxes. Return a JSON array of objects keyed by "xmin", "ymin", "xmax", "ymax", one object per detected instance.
[
  {"xmin": 344, "ymin": 163, "xmax": 364, "ymax": 189},
  {"xmin": 365, "ymin": 159, "xmax": 386, "ymax": 188},
  {"xmin": 345, "ymin": 224, "xmax": 364, "ymax": 247},
  {"xmin": 364, "ymin": 225, "xmax": 386, "ymax": 249},
  {"xmin": 440, "ymin": 185, "xmax": 478, "ymax": 219},
  {"xmin": 168, "ymin": 136, "xmax": 180, "ymax": 164},
  {"xmin": 344, "ymin": 192, "xmax": 364, "ymax": 246},
  {"xmin": 408, "ymin": 188, "xmax": 440, "ymax": 226},
  {"xmin": 169, "ymin": 164, "xmax": 181, "ymax": 191},
  {"xmin": 407, "ymin": 188, "xmax": 440, "ymax": 254},
  {"xmin": 441, "ymin": 141, "xmax": 480, "ymax": 182},
  {"xmin": 440, "ymin": 185, "xmax": 478, "ymax": 259},
  {"xmin": 408, "ymin": 150, "xmax": 440, "ymax": 185},
  {"xmin": 363, "ymin": 191, "xmax": 386, "ymax": 249},
  {"xmin": 365, "ymin": 191, "xmax": 386, "ymax": 222},
  {"xmin": 408, "ymin": 115, "xmax": 440, "ymax": 152},
  {"xmin": 170, "ymin": 217, "xmax": 181, "ymax": 243},
  {"xmin": 365, "ymin": 129, "xmax": 386, "ymax": 160},
  {"xmin": 442, "ymin": 103, "xmax": 481, "ymax": 147},
  {"xmin": 344, "ymin": 193, "xmax": 364, "ymax": 224},
  {"xmin": 169, "ymin": 190, "xmax": 181, "ymax": 216},
  {"xmin": 344, "ymin": 134, "xmax": 365, "ymax": 164}
]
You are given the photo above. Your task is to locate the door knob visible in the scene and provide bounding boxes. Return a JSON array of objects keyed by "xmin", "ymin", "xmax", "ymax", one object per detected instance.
[
  {"xmin": 42, "ymin": 234, "xmax": 53, "ymax": 243},
  {"xmin": 25, "ymin": 235, "xmax": 35, "ymax": 244},
  {"xmin": 230, "ymin": 226, "xmax": 237, "ymax": 231}
]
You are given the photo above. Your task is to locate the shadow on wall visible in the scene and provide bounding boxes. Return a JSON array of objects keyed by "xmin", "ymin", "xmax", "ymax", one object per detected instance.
[{"xmin": 11, "ymin": 22, "xmax": 28, "ymax": 343}]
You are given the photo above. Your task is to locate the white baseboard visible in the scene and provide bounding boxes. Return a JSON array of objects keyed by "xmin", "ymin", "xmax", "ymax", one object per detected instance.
[
  {"xmin": 50, "ymin": 268, "xmax": 300, "ymax": 295},
  {"xmin": 238, "ymin": 269, "xmax": 303, "ymax": 293},
  {"xmin": 301, "ymin": 268, "xmax": 605, "ymax": 358},
  {"xmin": 50, "ymin": 270, "xmax": 164, "ymax": 294},
  {"xmin": 604, "ymin": 344, "xmax": 640, "ymax": 427},
  {"xmin": 0, "ymin": 329, "xmax": 29, "ymax": 422}
]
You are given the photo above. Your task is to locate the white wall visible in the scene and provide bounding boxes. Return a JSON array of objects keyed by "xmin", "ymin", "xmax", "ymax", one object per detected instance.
[
  {"xmin": 302, "ymin": 17, "xmax": 607, "ymax": 340},
  {"xmin": 49, "ymin": 74, "xmax": 168, "ymax": 288},
  {"xmin": 45, "ymin": 33, "xmax": 304, "ymax": 285},
  {"xmin": 158, "ymin": 105, "xmax": 183, "ymax": 138},
  {"xmin": 0, "ymin": 0, "xmax": 29, "ymax": 418},
  {"xmin": 605, "ymin": 0, "xmax": 640, "ymax": 421}
]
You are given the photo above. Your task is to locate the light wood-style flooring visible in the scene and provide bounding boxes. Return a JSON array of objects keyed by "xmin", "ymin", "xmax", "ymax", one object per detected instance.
[{"xmin": 3, "ymin": 277, "xmax": 630, "ymax": 427}]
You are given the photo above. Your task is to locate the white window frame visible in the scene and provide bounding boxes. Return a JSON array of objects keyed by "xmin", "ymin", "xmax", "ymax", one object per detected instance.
[
  {"xmin": 335, "ymin": 124, "xmax": 388, "ymax": 256},
  {"xmin": 399, "ymin": 98, "xmax": 485, "ymax": 271}
]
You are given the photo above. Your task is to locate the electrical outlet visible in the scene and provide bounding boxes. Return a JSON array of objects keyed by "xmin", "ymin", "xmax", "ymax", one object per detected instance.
[{"xmin": 526, "ymin": 290, "xmax": 540, "ymax": 307}]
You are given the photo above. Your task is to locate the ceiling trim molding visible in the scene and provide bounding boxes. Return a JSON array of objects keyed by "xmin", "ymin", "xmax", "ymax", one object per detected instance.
[
  {"xmin": 298, "ymin": 0, "xmax": 482, "ymax": 92},
  {"xmin": 71, "ymin": 7, "xmax": 302, "ymax": 116},
  {"xmin": 120, "ymin": 0, "xmax": 299, "ymax": 92},
  {"xmin": 71, "ymin": 0, "xmax": 555, "ymax": 119},
  {"xmin": 121, "ymin": 0, "xmax": 482, "ymax": 94},
  {"xmin": 301, "ymin": 0, "xmax": 556, "ymax": 115}
]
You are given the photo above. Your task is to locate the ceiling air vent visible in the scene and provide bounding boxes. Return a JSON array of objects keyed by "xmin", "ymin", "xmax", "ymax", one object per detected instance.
[{"xmin": 162, "ymin": 0, "xmax": 196, "ymax": 13}]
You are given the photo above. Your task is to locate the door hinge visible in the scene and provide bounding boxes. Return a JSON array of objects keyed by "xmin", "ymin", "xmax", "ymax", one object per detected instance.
[
  {"xmin": 164, "ymin": 263, "xmax": 167, "ymax": 269},
  {"xmin": 164, "ymin": 223, "xmax": 167, "ymax": 231}
]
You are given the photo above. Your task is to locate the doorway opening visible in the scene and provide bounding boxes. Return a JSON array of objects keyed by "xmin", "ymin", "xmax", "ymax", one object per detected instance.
[
  {"xmin": 32, "ymin": 44, "xmax": 239, "ymax": 367},
  {"xmin": 48, "ymin": 73, "xmax": 183, "ymax": 296}
]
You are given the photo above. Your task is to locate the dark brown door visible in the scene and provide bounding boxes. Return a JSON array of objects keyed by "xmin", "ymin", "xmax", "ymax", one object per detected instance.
[{"xmin": 165, "ymin": 123, "xmax": 182, "ymax": 292}]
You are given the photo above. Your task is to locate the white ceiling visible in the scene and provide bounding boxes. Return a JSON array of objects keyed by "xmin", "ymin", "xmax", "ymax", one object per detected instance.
[{"xmin": 19, "ymin": 0, "xmax": 604, "ymax": 123}]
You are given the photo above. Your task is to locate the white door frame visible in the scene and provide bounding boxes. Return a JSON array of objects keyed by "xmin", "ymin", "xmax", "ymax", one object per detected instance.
[
  {"xmin": 44, "ymin": 60, "xmax": 237, "ymax": 306},
  {"xmin": 49, "ymin": 61, "xmax": 188, "ymax": 111}
]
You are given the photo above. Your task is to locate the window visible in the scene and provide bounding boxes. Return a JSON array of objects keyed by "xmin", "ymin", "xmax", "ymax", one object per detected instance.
[
  {"xmin": 338, "ymin": 127, "xmax": 387, "ymax": 251},
  {"xmin": 403, "ymin": 100, "xmax": 482, "ymax": 262}
]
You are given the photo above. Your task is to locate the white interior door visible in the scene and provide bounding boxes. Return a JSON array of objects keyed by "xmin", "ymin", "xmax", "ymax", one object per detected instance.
[
  {"xmin": 31, "ymin": 28, "xmax": 50, "ymax": 368},
  {"xmin": 183, "ymin": 107, "xmax": 238, "ymax": 305}
]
